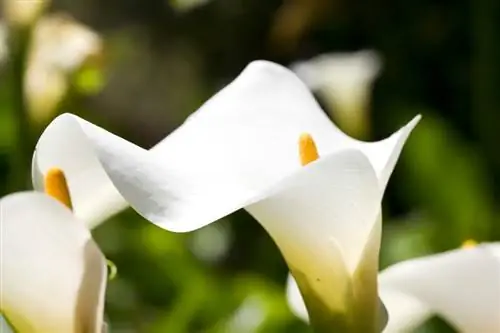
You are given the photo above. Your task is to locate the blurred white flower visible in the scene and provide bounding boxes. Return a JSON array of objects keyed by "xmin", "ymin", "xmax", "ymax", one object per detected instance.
[
  {"xmin": 225, "ymin": 296, "xmax": 267, "ymax": 333},
  {"xmin": 288, "ymin": 242, "xmax": 500, "ymax": 333},
  {"xmin": 0, "ymin": 23, "xmax": 8, "ymax": 64},
  {"xmin": 33, "ymin": 61, "xmax": 418, "ymax": 330},
  {"xmin": 0, "ymin": 169, "xmax": 107, "ymax": 332},
  {"xmin": 3, "ymin": 0, "xmax": 48, "ymax": 26},
  {"xmin": 189, "ymin": 222, "xmax": 232, "ymax": 263},
  {"xmin": 25, "ymin": 13, "xmax": 103, "ymax": 124},
  {"xmin": 291, "ymin": 50, "xmax": 382, "ymax": 138},
  {"xmin": 169, "ymin": 0, "xmax": 212, "ymax": 13}
]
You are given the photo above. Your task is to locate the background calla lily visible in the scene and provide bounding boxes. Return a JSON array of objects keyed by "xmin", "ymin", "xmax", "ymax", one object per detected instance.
[
  {"xmin": 287, "ymin": 242, "xmax": 500, "ymax": 333},
  {"xmin": 0, "ymin": 192, "xmax": 107, "ymax": 333},
  {"xmin": 291, "ymin": 50, "xmax": 382, "ymax": 138},
  {"xmin": 3, "ymin": 0, "xmax": 48, "ymax": 26},
  {"xmin": 381, "ymin": 242, "xmax": 500, "ymax": 333},
  {"xmin": 25, "ymin": 13, "xmax": 103, "ymax": 124},
  {"xmin": 1, "ymin": 13, "xmax": 102, "ymax": 125},
  {"xmin": 33, "ymin": 60, "xmax": 419, "ymax": 229}
]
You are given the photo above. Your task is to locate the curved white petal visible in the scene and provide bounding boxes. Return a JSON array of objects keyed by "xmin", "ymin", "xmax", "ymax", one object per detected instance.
[
  {"xmin": 380, "ymin": 289, "xmax": 432, "ymax": 333},
  {"xmin": 286, "ymin": 274, "xmax": 309, "ymax": 321},
  {"xmin": 0, "ymin": 192, "xmax": 107, "ymax": 333},
  {"xmin": 285, "ymin": 214, "xmax": 386, "ymax": 330},
  {"xmin": 352, "ymin": 213, "xmax": 388, "ymax": 331},
  {"xmin": 380, "ymin": 243, "xmax": 500, "ymax": 332},
  {"xmin": 33, "ymin": 61, "xmax": 418, "ymax": 230},
  {"xmin": 247, "ymin": 150, "xmax": 380, "ymax": 273},
  {"xmin": 247, "ymin": 150, "xmax": 379, "ymax": 315},
  {"xmin": 31, "ymin": 124, "xmax": 129, "ymax": 229}
]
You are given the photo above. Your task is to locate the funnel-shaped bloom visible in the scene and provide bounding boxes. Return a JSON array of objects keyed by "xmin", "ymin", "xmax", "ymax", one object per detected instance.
[
  {"xmin": 288, "ymin": 242, "xmax": 500, "ymax": 333},
  {"xmin": 33, "ymin": 61, "xmax": 418, "ymax": 330},
  {"xmin": 0, "ymin": 170, "xmax": 107, "ymax": 332},
  {"xmin": 291, "ymin": 50, "xmax": 382, "ymax": 138},
  {"xmin": 33, "ymin": 61, "xmax": 418, "ymax": 229}
]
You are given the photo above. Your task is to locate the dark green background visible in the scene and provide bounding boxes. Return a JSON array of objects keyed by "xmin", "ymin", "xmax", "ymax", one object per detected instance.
[{"xmin": 1, "ymin": 0, "xmax": 499, "ymax": 331}]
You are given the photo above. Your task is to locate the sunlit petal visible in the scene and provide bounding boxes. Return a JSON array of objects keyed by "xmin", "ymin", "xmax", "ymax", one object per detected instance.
[
  {"xmin": 33, "ymin": 61, "xmax": 418, "ymax": 229},
  {"xmin": 247, "ymin": 150, "xmax": 379, "ymax": 318},
  {"xmin": 380, "ymin": 243, "xmax": 500, "ymax": 332},
  {"xmin": 380, "ymin": 289, "xmax": 431, "ymax": 333},
  {"xmin": 351, "ymin": 213, "xmax": 387, "ymax": 331},
  {"xmin": 247, "ymin": 150, "xmax": 380, "ymax": 274},
  {"xmin": 286, "ymin": 274, "xmax": 309, "ymax": 321},
  {"xmin": 287, "ymin": 244, "xmax": 500, "ymax": 332},
  {"xmin": 0, "ymin": 192, "xmax": 107, "ymax": 333}
]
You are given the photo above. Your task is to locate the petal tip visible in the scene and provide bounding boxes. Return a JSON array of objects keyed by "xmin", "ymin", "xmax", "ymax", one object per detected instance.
[
  {"xmin": 243, "ymin": 60, "xmax": 296, "ymax": 80},
  {"xmin": 391, "ymin": 114, "xmax": 421, "ymax": 141},
  {"xmin": 405, "ymin": 114, "xmax": 422, "ymax": 131}
]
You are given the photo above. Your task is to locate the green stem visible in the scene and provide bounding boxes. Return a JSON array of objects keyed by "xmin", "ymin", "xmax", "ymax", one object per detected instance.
[{"xmin": 8, "ymin": 24, "xmax": 33, "ymax": 191}]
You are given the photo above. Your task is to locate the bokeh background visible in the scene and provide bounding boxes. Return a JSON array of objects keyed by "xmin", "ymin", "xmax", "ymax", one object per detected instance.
[{"xmin": 1, "ymin": 0, "xmax": 499, "ymax": 332}]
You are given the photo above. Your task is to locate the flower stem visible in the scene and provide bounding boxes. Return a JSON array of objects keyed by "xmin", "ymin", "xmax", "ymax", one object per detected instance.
[{"xmin": 8, "ymin": 23, "xmax": 33, "ymax": 191}]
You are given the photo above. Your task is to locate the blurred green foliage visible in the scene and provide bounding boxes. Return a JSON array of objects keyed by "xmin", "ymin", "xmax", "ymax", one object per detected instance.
[{"xmin": 1, "ymin": 0, "xmax": 499, "ymax": 332}]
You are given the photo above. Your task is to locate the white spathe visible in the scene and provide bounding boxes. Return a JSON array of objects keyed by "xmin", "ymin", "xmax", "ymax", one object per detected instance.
[
  {"xmin": 0, "ymin": 192, "xmax": 107, "ymax": 333},
  {"xmin": 33, "ymin": 60, "xmax": 419, "ymax": 230},
  {"xmin": 377, "ymin": 289, "xmax": 431, "ymax": 333},
  {"xmin": 33, "ymin": 60, "xmax": 418, "ymax": 326},
  {"xmin": 287, "ymin": 243, "xmax": 500, "ymax": 333},
  {"xmin": 3, "ymin": 0, "xmax": 48, "ymax": 26}
]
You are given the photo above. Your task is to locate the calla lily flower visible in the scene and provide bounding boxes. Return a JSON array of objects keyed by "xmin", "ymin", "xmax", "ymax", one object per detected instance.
[
  {"xmin": 3, "ymin": 0, "xmax": 48, "ymax": 26},
  {"xmin": 33, "ymin": 61, "xmax": 419, "ymax": 330},
  {"xmin": 0, "ymin": 22, "xmax": 7, "ymax": 64},
  {"xmin": 291, "ymin": 50, "xmax": 382, "ymax": 138},
  {"xmin": 169, "ymin": 0, "xmax": 212, "ymax": 13},
  {"xmin": 287, "ymin": 242, "xmax": 500, "ymax": 333},
  {"xmin": 0, "ymin": 14, "xmax": 103, "ymax": 124},
  {"xmin": 0, "ymin": 169, "xmax": 108, "ymax": 333},
  {"xmin": 25, "ymin": 13, "xmax": 103, "ymax": 124}
]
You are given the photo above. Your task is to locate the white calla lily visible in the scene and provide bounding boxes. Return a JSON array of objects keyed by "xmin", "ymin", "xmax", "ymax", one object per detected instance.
[
  {"xmin": 3, "ymin": 0, "xmax": 48, "ymax": 26},
  {"xmin": 25, "ymin": 14, "xmax": 102, "ymax": 124},
  {"xmin": 0, "ymin": 191, "xmax": 107, "ymax": 333},
  {"xmin": 33, "ymin": 60, "xmax": 419, "ymax": 229},
  {"xmin": 33, "ymin": 60, "xmax": 418, "ymax": 330},
  {"xmin": 1, "ymin": 14, "xmax": 101, "ymax": 123},
  {"xmin": 377, "ymin": 289, "xmax": 431, "ymax": 333},
  {"xmin": 0, "ymin": 22, "xmax": 7, "ymax": 64},
  {"xmin": 291, "ymin": 50, "xmax": 382, "ymax": 137},
  {"xmin": 288, "ymin": 242, "xmax": 500, "ymax": 333}
]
